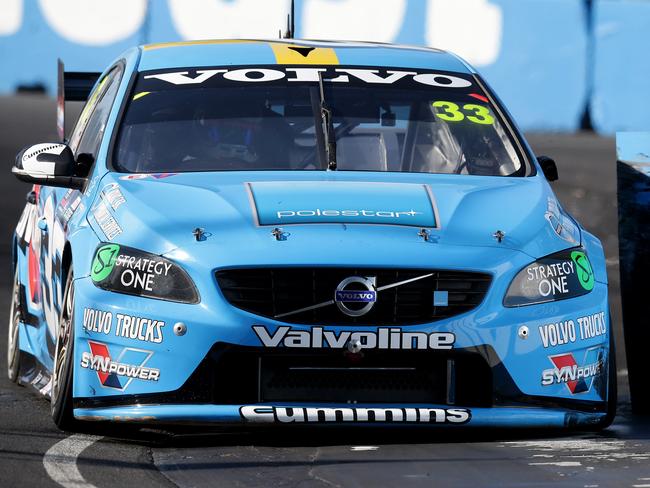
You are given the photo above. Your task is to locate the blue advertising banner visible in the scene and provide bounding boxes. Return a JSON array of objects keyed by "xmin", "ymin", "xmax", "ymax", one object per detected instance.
[
  {"xmin": 592, "ymin": 1, "xmax": 650, "ymax": 134},
  {"xmin": 0, "ymin": 0, "xmax": 596, "ymax": 133}
]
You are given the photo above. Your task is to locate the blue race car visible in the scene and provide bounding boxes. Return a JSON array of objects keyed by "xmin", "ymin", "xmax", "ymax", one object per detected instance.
[{"xmin": 8, "ymin": 39, "xmax": 614, "ymax": 431}]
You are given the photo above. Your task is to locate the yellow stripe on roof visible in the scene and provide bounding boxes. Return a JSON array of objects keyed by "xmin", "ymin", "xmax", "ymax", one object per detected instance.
[
  {"xmin": 143, "ymin": 39, "xmax": 257, "ymax": 51},
  {"xmin": 270, "ymin": 43, "xmax": 339, "ymax": 65}
]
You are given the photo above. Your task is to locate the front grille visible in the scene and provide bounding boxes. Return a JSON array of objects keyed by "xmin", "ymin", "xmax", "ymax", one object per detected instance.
[
  {"xmin": 215, "ymin": 268, "xmax": 492, "ymax": 325},
  {"xmin": 260, "ymin": 355, "xmax": 446, "ymax": 403},
  {"xmin": 78, "ymin": 344, "xmax": 552, "ymax": 411},
  {"xmin": 213, "ymin": 346, "xmax": 493, "ymax": 407}
]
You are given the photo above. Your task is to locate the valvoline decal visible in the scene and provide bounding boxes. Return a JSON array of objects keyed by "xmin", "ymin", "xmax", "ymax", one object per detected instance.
[{"xmin": 248, "ymin": 181, "xmax": 438, "ymax": 227}]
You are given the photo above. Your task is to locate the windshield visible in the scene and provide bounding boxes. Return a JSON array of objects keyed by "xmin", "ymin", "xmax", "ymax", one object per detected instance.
[{"xmin": 114, "ymin": 65, "xmax": 526, "ymax": 176}]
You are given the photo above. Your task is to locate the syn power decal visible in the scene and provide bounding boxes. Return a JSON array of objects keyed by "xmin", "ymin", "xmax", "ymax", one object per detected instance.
[
  {"xmin": 541, "ymin": 346, "xmax": 605, "ymax": 394},
  {"xmin": 80, "ymin": 340, "xmax": 159, "ymax": 391}
]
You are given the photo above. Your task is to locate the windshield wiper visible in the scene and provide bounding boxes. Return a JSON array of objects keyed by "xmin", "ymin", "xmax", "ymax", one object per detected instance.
[{"xmin": 318, "ymin": 72, "xmax": 337, "ymax": 170}]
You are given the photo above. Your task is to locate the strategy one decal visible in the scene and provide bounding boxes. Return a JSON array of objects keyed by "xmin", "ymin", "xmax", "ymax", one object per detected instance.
[{"xmin": 90, "ymin": 243, "xmax": 198, "ymax": 303}]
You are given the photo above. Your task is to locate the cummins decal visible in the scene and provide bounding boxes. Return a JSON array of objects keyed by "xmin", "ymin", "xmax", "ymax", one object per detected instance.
[
  {"xmin": 240, "ymin": 406, "xmax": 471, "ymax": 424},
  {"xmin": 252, "ymin": 325, "xmax": 455, "ymax": 350}
]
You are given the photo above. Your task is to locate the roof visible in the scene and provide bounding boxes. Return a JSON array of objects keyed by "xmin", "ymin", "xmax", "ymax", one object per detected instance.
[{"xmin": 137, "ymin": 39, "xmax": 474, "ymax": 74}]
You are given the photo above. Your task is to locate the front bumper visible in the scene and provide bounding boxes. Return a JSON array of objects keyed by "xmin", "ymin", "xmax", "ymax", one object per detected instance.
[
  {"xmin": 71, "ymin": 271, "xmax": 612, "ymax": 427},
  {"xmin": 74, "ymin": 404, "xmax": 606, "ymax": 429}
]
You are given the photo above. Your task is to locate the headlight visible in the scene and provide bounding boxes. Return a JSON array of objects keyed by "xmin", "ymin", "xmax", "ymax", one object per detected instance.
[
  {"xmin": 90, "ymin": 243, "xmax": 199, "ymax": 304},
  {"xmin": 504, "ymin": 248, "xmax": 594, "ymax": 307}
]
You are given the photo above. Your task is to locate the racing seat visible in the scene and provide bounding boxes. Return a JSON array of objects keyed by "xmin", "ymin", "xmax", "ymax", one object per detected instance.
[
  {"xmin": 336, "ymin": 134, "xmax": 388, "ymax": 171},
  {"xmin": 408, "ymin": 121, "xmax": 465, "ymax": 174}
]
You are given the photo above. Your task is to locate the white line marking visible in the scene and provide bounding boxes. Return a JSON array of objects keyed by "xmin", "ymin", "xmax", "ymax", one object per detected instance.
[
  {"xmin": 350, "ymin": 446, "xmax": 379, "ymax": 451},
  {"xmin": 43, "ymin": 434, "xmax": 102, "ymax": 488},
  {"xmin": 529, "ymin": 461, "xmax": 582, "ymax": 467}
]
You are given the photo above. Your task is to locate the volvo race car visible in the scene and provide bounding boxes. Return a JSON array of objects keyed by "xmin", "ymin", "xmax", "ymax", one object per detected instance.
[{"xmin": 8, "ymin": 39, "xmax": 615, "ymax": 431}]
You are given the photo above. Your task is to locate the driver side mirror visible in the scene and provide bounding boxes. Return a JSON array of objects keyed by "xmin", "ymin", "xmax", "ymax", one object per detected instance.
[
  {"xmin": 537, "ymin": 155, "xmax": 558, "ymax": 182},
  {"xmin": 13, "ymin": 143, "xmax": 86, "ymax": 189}
]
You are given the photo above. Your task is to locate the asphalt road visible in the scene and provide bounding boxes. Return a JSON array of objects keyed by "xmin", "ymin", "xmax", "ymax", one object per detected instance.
[{"xmin": 1, "ymin": 95, "xmax": 649, "ymax": 488}]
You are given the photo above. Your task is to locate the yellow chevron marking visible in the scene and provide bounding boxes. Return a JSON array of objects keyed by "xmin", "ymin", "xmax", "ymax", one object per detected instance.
[{"xmin": 270, "ymin": 43, "xmax": 339, "ymax": 65}]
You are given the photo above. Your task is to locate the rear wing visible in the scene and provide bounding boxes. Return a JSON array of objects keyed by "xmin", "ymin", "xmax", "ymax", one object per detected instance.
[{"xmin": 57, "ymin": 59, "xmax": 100, "ymax": 141}]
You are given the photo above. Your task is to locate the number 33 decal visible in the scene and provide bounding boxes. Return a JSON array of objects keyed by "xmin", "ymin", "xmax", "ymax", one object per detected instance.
[{"xmin": 432, "ymin": 101, "xmax": 495, "ymax": 125}]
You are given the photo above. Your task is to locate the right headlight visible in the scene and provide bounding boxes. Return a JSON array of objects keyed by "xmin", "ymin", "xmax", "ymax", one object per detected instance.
[{"xmin": 503, "ymin": 248, "xmax": 594, "ymax": 307}]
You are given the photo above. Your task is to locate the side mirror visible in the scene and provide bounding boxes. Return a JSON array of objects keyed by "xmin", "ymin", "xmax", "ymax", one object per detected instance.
[
  {"xmin": 537, "ymin": 155, "xmax": 558, "ymax": 182},
  {"xmin": 13, "ymin": 143, "xmax": 85, "ymax": 189}
]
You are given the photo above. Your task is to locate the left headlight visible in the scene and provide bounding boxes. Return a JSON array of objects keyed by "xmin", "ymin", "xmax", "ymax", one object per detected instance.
[
  {"xmin": 90, "ymin": 243, "xmax": 200, "ymax": 304},
  {"xmin": 504, "ymin": 247, "xmax": 594, "ymax": 307}
]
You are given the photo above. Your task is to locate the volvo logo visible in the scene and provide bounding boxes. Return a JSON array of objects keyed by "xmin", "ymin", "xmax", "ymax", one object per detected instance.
[
  {"xmin": 274, "ymin": 272, "xmax": 434, "ymax": 321},
  {"xmin": 335, "ymin": 276, "xmax": 377, "ymax": 317}
]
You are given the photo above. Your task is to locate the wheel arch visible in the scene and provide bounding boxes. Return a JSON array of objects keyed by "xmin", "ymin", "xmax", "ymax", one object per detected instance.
[{"xmin": 62, "ymin": 241, "xmax": 73, "ymax": 285}]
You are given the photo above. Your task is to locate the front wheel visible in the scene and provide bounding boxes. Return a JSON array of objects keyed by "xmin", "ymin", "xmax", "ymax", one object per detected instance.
[{"xmin": 51, "ymin": 270, "xmax": 78, "ymax": 431}]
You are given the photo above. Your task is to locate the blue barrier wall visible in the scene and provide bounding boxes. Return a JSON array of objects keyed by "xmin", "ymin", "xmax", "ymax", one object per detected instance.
[
  {"xmin": 0, "ymin": 0, "xmax": 640, "ymax": 134},
  {"xmin": 592, "ymin": 1, "xmax": 650, "ymax": 134}
]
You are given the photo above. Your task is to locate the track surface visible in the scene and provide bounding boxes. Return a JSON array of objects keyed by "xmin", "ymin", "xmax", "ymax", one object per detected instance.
[{"xmin": 1, "ymin": 95, "xmax": 649, "ymax": 488}]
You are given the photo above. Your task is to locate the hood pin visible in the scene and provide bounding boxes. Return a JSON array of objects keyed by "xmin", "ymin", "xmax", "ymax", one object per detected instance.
[
  {"xmin": 193, "ymin": 227, "xmax": 206, "ymax": 242},
  {"xmin": 272, "ymin": 227, "xmax": 288, "ymax": 241},
  {"xmin": 493, "ymin": 230, "xmax": 505, "ymax": 243}
]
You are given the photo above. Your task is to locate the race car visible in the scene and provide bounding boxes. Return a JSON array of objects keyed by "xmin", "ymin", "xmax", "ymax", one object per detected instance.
[{"xmin": 8, "ymin": 39, "xmax": 615, "ymax": 431}]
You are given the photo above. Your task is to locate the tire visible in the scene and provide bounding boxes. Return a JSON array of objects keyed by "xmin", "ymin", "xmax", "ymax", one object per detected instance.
[
  {"xmin": 51, "ymin": 270, "xmax": 78, "ymax": 431},
  {"xmin": 7, "ymin": 269, "xmax": 21, "ymax": 382}
]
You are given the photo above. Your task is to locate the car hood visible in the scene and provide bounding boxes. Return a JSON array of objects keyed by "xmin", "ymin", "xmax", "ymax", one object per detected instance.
[{"xmin": 87, "ymin": 171, "xmax": 580, "ymax": 265}]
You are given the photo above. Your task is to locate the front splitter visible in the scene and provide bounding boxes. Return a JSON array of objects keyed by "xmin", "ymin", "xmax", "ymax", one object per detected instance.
[{"xmin": 74, "ymin": 403, "xmax": 606, "ymax": 429}]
